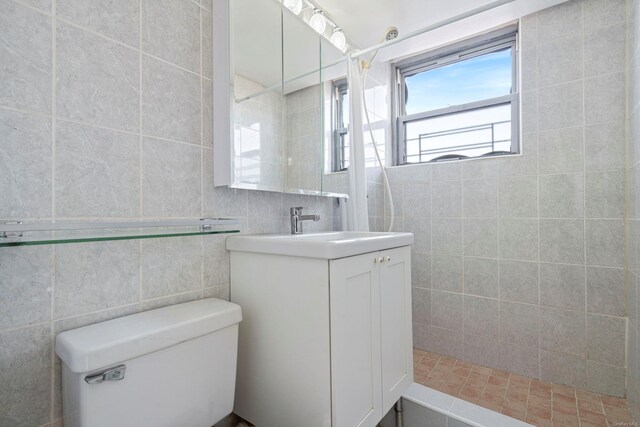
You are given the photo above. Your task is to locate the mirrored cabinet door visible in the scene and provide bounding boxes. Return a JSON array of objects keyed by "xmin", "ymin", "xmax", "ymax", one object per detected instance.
[
  {"xmin": 283, "ymin": 10, "xmax": 322, "ymax": 194},
  {"xmin": 230, "ymin": 0, "xmax": 285, "ymax": 191},
  {"xmin": 213, "ymin": 0, "xmax": 348, "ymax": 197}
]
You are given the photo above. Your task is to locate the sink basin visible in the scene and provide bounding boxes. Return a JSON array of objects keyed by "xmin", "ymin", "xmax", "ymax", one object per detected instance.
[{"xmin": 226, "ymin": 231, "xmax": 414, "ymax": 259}]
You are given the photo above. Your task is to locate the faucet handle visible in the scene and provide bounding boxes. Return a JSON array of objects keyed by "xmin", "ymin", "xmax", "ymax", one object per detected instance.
[{"xmin": 290, "ymin": 206, "xmax": 305, "ymax": 215}]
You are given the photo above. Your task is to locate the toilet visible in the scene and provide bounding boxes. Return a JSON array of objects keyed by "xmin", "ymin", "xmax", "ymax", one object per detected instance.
[{"xmin": 55, "ymin": 298, "xmax": 242, "ymax": 427}]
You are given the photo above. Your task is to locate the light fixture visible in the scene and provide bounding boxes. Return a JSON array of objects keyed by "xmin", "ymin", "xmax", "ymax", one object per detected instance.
[
  {"xmin": 309, "ymin": 9, "xmax": 327, "ymax": 34},
  {"xmin": 330, "ymin": 27, "xmax": 346, "ymax": 51},
  {"xmin": 283, "ymin": 0, "xmax": 303, "ymax": 15}
]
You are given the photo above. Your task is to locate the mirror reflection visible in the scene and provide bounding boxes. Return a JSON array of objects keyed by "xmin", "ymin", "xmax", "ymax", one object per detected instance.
[{"xmin": 226, "ymin": 0, "xmax": 347, "ymax": 196}]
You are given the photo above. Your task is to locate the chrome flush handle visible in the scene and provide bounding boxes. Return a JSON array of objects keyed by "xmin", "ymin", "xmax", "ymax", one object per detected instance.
[{"xmin": 84, "ymin": 365, "xmax": 126, "ymax": 384}]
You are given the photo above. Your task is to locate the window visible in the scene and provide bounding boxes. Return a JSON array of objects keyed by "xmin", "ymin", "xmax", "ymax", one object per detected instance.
[
  {"xmin": 332, "ymin": 79, "xmax": 349, "ymax": 171},
  {"xmin": 394, "ymin": 26, "xmax": 519, "ymax": 165}
]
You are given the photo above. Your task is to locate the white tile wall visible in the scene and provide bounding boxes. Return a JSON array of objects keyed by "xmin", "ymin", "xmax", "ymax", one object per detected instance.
[
  {"xmin": 627, "ymin": 0, "xmax": 640, "ymax": 419},
  {"xmin": 0, "ymin": 0, "xmax": 633, "ymax": 424},
  {"xmin": 404, "ymin": 0, "xmax": 628, "ymax": 397},
  {"xmin": 0, "ymin": 1, "xmax": 334, "ymax": 425},
  {"xmin": 284, "ymin": 85, "xmax": 323, "ymax": 192}
]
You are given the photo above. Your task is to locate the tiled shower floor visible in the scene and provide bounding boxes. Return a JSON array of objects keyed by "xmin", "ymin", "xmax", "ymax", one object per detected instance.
[{"xmin": 413, "ymin": 348, "xmax": 635, "ymax": 427}]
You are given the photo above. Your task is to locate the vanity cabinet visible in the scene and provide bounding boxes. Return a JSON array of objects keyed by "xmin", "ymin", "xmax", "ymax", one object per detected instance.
[
  {"xmin": 330, "ymin": 247, "xmax": 412, "ymax": 426},
  {"xmin": 228, "ymin": 240, "xmax": 412, "ymax": 427}
]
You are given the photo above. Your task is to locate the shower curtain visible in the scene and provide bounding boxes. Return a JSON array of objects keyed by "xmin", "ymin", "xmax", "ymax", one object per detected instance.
[{"xmin": 345, "ymin": 59, "xmax": 370, "ymax": 232}]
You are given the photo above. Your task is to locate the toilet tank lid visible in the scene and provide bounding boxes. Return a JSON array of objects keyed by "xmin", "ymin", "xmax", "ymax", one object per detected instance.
[{"xmin": 55, "ymin": 298, "xmax": 242, "ymax": 373}]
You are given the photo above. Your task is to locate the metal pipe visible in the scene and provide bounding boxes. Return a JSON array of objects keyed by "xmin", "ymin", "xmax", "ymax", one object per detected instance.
[
  {"xmin": 395, "ymin": 398, "xmax": 403, "ymax": 427},
  {"xmin": 348, "ymin": 0, "xmax": 518, "ymax": 60}
]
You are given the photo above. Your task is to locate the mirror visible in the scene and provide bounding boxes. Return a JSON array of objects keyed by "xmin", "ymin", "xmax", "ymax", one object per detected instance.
[{"xmin": 213, "ymin": 0, "xmax": 348, "ymax": 197}]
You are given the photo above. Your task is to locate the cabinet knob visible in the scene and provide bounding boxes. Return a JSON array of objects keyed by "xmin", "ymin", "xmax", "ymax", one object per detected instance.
[
  {"xmin": 385, "ymin": 256, "xmax": 391, "ymax": 262},
  {"xmin": 374, "ymin": 257, "xmax": 383, "ymax": 264}
]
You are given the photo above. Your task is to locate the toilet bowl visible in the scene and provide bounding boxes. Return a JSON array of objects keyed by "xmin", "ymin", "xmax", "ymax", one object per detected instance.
[{"xmin": 56, "ymin": 298, "xmax": 242, "ymax": 427}]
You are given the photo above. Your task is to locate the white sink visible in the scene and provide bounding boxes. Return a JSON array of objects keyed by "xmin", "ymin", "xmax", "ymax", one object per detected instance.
[{"xmin": 226, "ymin": 231, "xmax": 414, "ymax": 259}]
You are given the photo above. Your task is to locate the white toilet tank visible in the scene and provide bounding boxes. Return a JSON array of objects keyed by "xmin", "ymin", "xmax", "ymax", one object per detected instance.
[{"xmin": 56, "ymin": 298, "xmax": 242, "ymax": 427}]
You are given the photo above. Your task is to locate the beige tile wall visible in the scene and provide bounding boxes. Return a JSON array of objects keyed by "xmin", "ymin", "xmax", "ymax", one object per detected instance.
[
  {"xmin": 627, "ymin": 0, "xmax": 640, "ymax": 420},
  {"xmin": 284, "ymin": 86, "xmax": 323, "ymax": 192},
  {"xmin": 399, "ymin": 0, "xmax": 628, "ymax": 397},
  {"xmin": 0, "ymin": 1, "xmax": 334, "ymax": 426},
  {"xmin": 0, "ymin": 0, "xmax": 632, "ymax": 425}
]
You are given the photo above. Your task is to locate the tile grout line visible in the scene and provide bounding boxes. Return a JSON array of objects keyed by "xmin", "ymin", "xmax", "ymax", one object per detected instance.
[
  {"xmin": 54, "ymin": 12, "xmax": 211, "ymax": 79},
  {"xmin": 383, "ymin": 215, "xmax": 627, "ymax": 221},
  {"xmin": 501, "ymin": 371, "xmax": 511, "ymax": 410},
  {"xmin": 138, "ymin": 0, "xmax": 144, "ymax": 306},
  {"xmin": 523, "ymin": 376, "xmax": 532, "ymax": 422},
  {"xmin": 0, "ymin": 104, "xmax": 210, "ymax": 149},
  {"xmin": 461, "ymin": 172, "xmax": 465, "ymax": 353},
  {"xmin": 53, "ymin": 303, "xmax": 139, "ymax": 324},
  {"xmin": 582, "ymin": 0, "xmax": 589, "ymax": 402},
  {"xmin": 8, "ymin": 0, "xmax": 51, "ymax": 15},
  {"xmin": 534, "ymin": 7, "xmax": 542, "ymax": 384},
  {"xmin": 55, "ymin": 16, "xmax": 139, "ymax": 50},
  {"xmin": 391, "ymin": 251, "xmax": 625, "ymax": 269},
  {"xmin": 49, "ymin": 0, "xmax": 57, "ymax": 423},
  {"xmin": 429, "ymin": 169, "xmax": 433, "ymax": 347},
  {"xmin": 495, "ymin": 150, "xmax": 501, "ymax": 349},
  {"xmin": 533, "ymin": 67, "xmax": 623, "ymax": 90},
  {"xmin": 0, "ymin": 104, "xmax": 52, "ymax": 120},
  {"xmin": 200, "ymin": 3, "xmax": 205, "ymax": 298},
  {"xmin": 623, "ymin": 5, "xmax": 632, "ymax": 405},
  {"xmin": 457, "ymin": 361, "xmax": 472, "ymax": 400},
  {"xmin": 430, "ymin": 155, "xmax": 627, "ymax": 179},
  {"xmin": 477, "ymin": 366, "xmax": 490, "ymax": 409},
  {"xmin": 41, "ymin": 286, "xmax": 216, "ymax": 332}
]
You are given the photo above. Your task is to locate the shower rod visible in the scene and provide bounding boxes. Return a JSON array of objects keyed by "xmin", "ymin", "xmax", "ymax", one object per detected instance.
[{"xmin": 349, "ymin": 0, "xmax": 518, "ymax": 60}]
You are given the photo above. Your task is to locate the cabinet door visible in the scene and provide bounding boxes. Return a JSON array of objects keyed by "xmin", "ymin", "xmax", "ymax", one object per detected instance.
[
  {"xmin": 379, "ymin": 246, "xmax": 413, "ymax": 412},
  {"xmin": 329, "ymin": 252, "xmax": 382, "ymax": 427}
]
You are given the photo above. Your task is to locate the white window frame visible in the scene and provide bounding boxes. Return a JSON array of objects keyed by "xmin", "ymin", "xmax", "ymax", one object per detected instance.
[
  {"xmin": 392, "ymin": 26, "xmax": 520, "ymax": 165},
  {"xmin": 332, "ymin": 79, "xmax": 349, "ymax": 172}
]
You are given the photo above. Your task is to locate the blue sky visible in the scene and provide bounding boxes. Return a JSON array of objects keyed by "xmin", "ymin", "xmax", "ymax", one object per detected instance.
[{"xmin": 405, "ymin": 48, "xmax": 513, "ymax": 115}]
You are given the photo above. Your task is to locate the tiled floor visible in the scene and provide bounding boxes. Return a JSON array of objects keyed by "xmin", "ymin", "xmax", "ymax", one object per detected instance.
[{"xmin": 413, "ymin": 348, "xmax": 635, "ymax": 427}]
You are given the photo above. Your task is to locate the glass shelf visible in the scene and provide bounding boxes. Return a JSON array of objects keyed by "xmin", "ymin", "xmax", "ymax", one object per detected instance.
[{"xmin": 0, "ymin": 219, "xmax": 240, "ymax": 247}]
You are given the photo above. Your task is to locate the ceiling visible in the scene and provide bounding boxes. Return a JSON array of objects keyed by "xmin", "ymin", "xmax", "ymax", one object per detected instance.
[
  {"xmin": 314, "ymin": 0, "xmax": 498, "ymax": 49},
  {"xmin": 314, "ymin": 0, "xmax": 569, "ymax": 60},
  {"xmin": 232, "ymin": 0, "xmax": 569, "ymax": 94},
  {"xmin": 233, "ymin": 0, "xmax": 345, "ymax": 93}
]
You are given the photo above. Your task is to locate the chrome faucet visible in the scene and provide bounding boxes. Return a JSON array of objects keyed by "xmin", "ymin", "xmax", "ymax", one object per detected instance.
[{"xmin": 290, "ymin": 207, "xmax": 320, "ymax": 235}]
